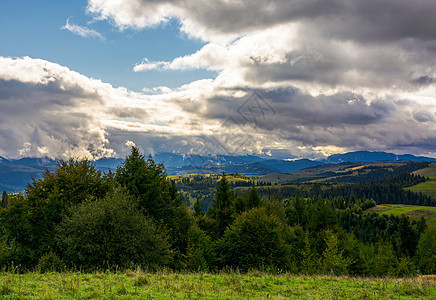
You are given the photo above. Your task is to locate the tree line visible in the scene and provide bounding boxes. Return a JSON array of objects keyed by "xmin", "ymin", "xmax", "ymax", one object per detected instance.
[
  {"xmin": 0, "ymin": 147, "xmax": 434, "ymax": 276},
  {"xmin": 253, "ymin": 172, "xmax": 435, "ymax": 207}
]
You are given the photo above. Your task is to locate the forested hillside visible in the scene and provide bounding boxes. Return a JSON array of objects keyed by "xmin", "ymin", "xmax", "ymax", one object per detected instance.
[{"xmin": 0, "ymin": 147, "xmax": 435, "ymax": 276}]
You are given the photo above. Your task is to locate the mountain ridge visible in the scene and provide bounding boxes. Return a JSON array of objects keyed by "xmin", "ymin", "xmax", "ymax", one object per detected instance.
[{"xmin": 1, "ymin": 150, "xmax": 434, "ymax": 193}]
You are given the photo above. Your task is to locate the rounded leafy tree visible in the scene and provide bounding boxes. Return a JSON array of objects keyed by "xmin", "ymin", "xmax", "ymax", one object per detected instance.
[
  {"xmin": 220, "ymin": 207, "xmax": 290, "ymax": 271},
  {"xmin": 56, "ymin": 186, "xmax": 171, "ymax": 270}
]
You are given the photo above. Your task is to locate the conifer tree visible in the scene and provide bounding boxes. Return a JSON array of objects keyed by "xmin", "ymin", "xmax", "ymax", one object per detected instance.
[
  {"xmin": 322, "ymin": 230, "xmax": 352, "ymax": 275},
  {"xmin": 301, "ymin": 231, "xmax": 317, "ymax": 274},
  {"xmin": 115, "ymin": 147, "xmax": 169, "ymax": 222},
  {"xmin": 208, "ymin": 173, "xmax": 233, "ymax": 236},
  {"xmin": 247, "ymin": 183, "xmax": 261, "ymax": 209},
  {"xmin": 115, "ymin": 146, "xmax": 192, "ymax": 269},
  {"xmin": 398, "ymin": 215, "xmax": 418, "ymax": 257},
  {"xmin": 194, "ymin": 198, "xmax": 203, "ymax": 216},
  {"xmin": 1, "ymin": 190, "xmax": 8, "ymax": 209}
]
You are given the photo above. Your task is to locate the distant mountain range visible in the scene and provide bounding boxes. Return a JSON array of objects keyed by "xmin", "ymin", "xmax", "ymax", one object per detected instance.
[
  {"xmin": 1, "ymin": 151, "xmax": 435, "ymax": 193},
  {"xmin": 323, "ymin": 151, "xmax": 435, "ymax": 164}
]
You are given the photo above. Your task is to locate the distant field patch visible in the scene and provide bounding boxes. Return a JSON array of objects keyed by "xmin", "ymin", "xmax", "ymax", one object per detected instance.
[
  {"xmin": 379, "ymin": 205, "xmax": 436, "ymax": 216},
  {"xmin": 345, "ymin": 165, "xmax": 366, "ymax": 172},
  {"xmin": 406, "ymin": 162, "xmax": 436, "ymax": 199},
  {"xmin": 405, "ymin": 181, "xmax": 436, "ymax": 199},
  {"xmin": 364, "ymin": 204, "xmax": 402, "ymax": 214},
  {"xmin": 366, "ymin": 205, "xmax": 436, "ymax": 226},
  {"xmin": 413, "ymin": 162, "xmax": 436, "ymax": 179}
]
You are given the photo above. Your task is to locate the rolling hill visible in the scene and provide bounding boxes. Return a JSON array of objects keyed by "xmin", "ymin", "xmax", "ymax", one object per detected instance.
[
  {"xmin": 1, "ymin": 151, "xmax": 435, "ymax": 193},
  {"xmin": 365, "ymin": 204, "xmax": 436, "ymax": 227}
]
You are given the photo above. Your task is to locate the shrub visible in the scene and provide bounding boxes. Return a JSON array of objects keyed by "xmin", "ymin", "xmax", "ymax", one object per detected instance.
[
  {"xmin": 56, "ymin": 186, "xmax": 171, "ymax": 270},
  {"xmin": 186, "ymin": 224, "xmax": 216, "ymax": 271},
  {"xmin": 373, "ymin": 241, "xmax": 398, "ymax": 277},
  {"xmin": 37, "ymin": 251, "xmax": 65, "ymax": 273},
  {"xmin": 416, "ymin": 227, "xmax": 436, "ymax": 274},
  {"xmin": 220, "ymin": 207, "xmax": 291, "ymax": 272}
]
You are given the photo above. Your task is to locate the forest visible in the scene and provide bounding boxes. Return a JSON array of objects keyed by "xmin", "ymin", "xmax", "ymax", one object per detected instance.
[{"xmin": 0, "ymin": 147, "xmax": 435, "ymax": 277}]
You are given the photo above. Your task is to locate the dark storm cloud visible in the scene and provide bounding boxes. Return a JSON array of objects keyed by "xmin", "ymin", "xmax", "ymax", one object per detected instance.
[
  {"xmin": 88, "ymin": 0, "xmax": 436, "ymax": 42},
  {"xmin": 201, "ymin": 89, "xmax": 393, "ymax": 127},
  {"xmin": 106, "ymin": 106, "xmax": 149, "ymax": 119},
  {"xmin": 412, "ymin": 76, "xmax": 436, "ymax": 86},
  {"xmin": 413, "ymin": 110, "xmax": 435, "ymax": 123},
  {"xmin": 108, "ymin": 0, "xmax": 436, "ymax": 94},
  {"xmin": 179, "ymin": 86, "xmax": 436, "ymax": 154}
]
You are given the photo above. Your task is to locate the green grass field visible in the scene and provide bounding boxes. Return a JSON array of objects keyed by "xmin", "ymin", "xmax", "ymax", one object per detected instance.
[
  {"xmin": 365, "ymin": 204, "xmax": 436, "ymax": 226},
  {"xmin": 0, "ymin": 271, "xmax": 435, "ymax": 299},
  {"xmin": 413, "ymin": 162, "xmax": 436, "ymax": 179},
  {"xmin": 378, "ymin": 205, "xmax": 436, "ymax": 216},
  {"xmin": 408, "ymin": 163, "xmax": 436, "ymax": 199},
  {"xmin": 405, "ymin": 181, "xmax": 436, "ymax": 199}
]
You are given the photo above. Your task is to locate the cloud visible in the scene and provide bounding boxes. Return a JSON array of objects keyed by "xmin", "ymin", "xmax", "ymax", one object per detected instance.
[
  {"xmin": 0, "ymin": 57, "xmax": 111, "ymax": 159},
  {"xmin": 0, "ymin": 57, "xmax": 194, "ymax": 159},
  {"xmin": 1, "ymin": 56, "xmax": 436, "ymax": 160},
  {"xmin": 61, "ymin": 17, "xmax": 104, "ymax": 40},
  {"xmin": 133, "ymin": 58, "xmax": 169, "ymax": 72},
  {"xmin": 178, "ymin": 87, "xmax": 436, "ymax": 155},
  {"xmin": 89, "ymin": 0, "xmax": 436, "ymax": 94},
  {"xmin": 84, "ymin": 0, "xmax": 436, "ymax": 158},
  {"xmin": 3, "ymin": 0, "xmax": 436, "ymax": 159},
  {"xmin": 87, "ymin": 0, "xmax": 436, "ymax": 43}
]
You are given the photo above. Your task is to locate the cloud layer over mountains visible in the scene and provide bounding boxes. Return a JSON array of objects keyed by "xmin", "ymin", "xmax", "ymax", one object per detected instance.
[{"xmin": 1, "ymin": 0, "xmax": 436, "ymax": 159}]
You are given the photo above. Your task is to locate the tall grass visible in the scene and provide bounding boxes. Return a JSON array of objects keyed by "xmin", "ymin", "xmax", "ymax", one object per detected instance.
[{"xmin": 0, "ymin": 270, "xmax": 434, "ymax": 299}]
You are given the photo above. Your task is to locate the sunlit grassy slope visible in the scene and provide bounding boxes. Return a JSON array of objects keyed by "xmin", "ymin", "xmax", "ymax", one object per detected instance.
[
  {"xmin": 365, "ymin": 204, "xmax": 436, "ymax": 227},
  {"xmin": 405, "ymin": 181, "xmax": 436, "ymax": 199},
  {"xmin": 407, "ymin": 163, "xmax": 436, "ymax": 199},
  {"xmin": 413, "ymin": 162, "xmax": 436, "ymax": 179}
]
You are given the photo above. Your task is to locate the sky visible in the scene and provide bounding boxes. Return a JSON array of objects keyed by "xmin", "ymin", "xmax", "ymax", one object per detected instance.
[{"xmin": 1, "ymin": 0, "xmax": 436, "ymax": 160}]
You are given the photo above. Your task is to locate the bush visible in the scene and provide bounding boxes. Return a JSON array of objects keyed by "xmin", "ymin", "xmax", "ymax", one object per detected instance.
[
  {"xmin": 373, "ymin": 241, "xmax": 398, "ymax": 277},
  {"xmin": 56, "ymin": 186, "xmax": 172, "ymax": 270},
  {"xmin": 186, "ymin": 224, "xmax": 216, "ymax": 271},
  {"xmin": 416, "ymin": 227, "xmax": 436, "ymax": 274},
  {"xmin": 37, "ymin": 252, "xmax": 65, "ymax": 273},
  {"xmin": 220, "ymin": 207, "xmax": 291, "ymax": 272}
]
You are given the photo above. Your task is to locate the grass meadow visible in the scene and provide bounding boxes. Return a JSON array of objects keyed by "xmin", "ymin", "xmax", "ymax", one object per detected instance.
[
  {"xmin": 405, "ymin": 181, "xmax": 436, "ymax": 199},
  {"xmin": 413, "ymin": 162, "xmax": 436, "ymax": 179},
  {"xmin": 409, "ymin": 162, "xmax": 436, "ymax": 199},
  {"xmin": 365, "ymin": 204, "xmax": 436, "ymax": 227},
  {"xmin": 0, "ymin": 270, "xmax": 435, "ymax": 299}
]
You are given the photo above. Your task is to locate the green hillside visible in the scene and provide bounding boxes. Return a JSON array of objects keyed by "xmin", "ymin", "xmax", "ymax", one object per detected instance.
[
  {"xmin": 413, "ymin": 162, "xmax": 436, "ymax": 179},
  {"xmin": 406, "ymin": 181, "xmax": 436, "ymax": 199},
  {"xmin": 407, "ymin": 162, "xmax": 436, "ymax": 199},
  {"xmin": 365, "ymin": 204, "xmax": 436, "ymax": 226},
  {"xmin": 256, "ymin": 162, "xmax": 426, "ymax": 184}
]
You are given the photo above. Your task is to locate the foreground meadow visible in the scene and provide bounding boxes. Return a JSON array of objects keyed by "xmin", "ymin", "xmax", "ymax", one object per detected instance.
[{"xmin": 0, "ymin": 271, "xmax": 435, "ymax": 299}]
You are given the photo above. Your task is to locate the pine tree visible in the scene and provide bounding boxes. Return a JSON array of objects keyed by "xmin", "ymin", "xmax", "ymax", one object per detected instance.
[
  {"xmin": 208, "ymin": 173, "xmax": 233, "ymax": 236},
  {"xmin": 398, "ymin": 215, "xmax": 418, "ymax": 257},
  {"xmin": 115, "ymin": 146, "xmax": 169, "ymax": 222},
  {"xmin": 115, "ymin": 146, "xmax": 192, "ymax": 269},
  {"xmin": 194, "ymin": 198, "xmax": 203, "ymax": 216},
  {"xmin": 293, "ymin": 194, "xmax": 306, "ymax": 226},
  {"xmin": 247, "ymin": 183, "xmax": 261, "ymax": 209},
  {"xmin": 322, "ymin": 230, "xmax": 352, "ymax": 275},
  {"xmin": 1, "ymin": 190, "xmax": 8, "ymax": 208},
  {"xmin": 301, "ymin": 231, "xmax": 317, "ymax": 274}
]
